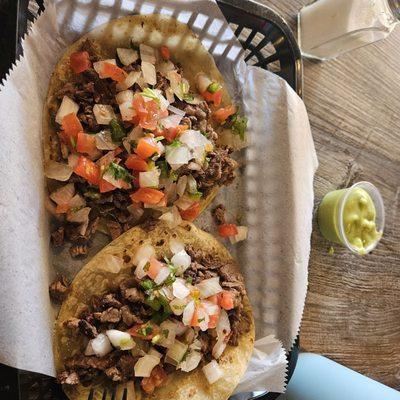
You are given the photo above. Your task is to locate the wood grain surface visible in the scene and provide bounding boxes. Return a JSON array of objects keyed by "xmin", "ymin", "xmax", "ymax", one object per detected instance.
[{"xmin": 258, "ymin": 0, "xmax": 400, "ymax": 390}]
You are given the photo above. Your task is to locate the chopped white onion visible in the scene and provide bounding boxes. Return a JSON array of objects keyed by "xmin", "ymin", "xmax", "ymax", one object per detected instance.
[
  {"xmin": 165, "ymin": 87, "xmax": 175, "ymax": 103},
  {"xmin": 170, "ymin": 297, "xmax": 188, "ymax": 316},
  {"xmin": 153, "ymin": 89, "xmax": 170, "ymax": 111},
  {"xmin": 139, "ymin": 168, "xmax": 160, "ymax": 188},
  {"xmin": 99, "ymin": 254, "xmax": 124, "ymax": 274},
  {"xmin": 196, "ymin": 307, "xmax": 210, "ymax": 331},
  {"xmin": 117, "ymin": 48, "xmax": 139, "ymax": 66},
  {"xmin": 186, "ymin": 175, "xmax": 198, "ymax": 194},
  {"xmin": 106, "ymin": 330, "xmax": 135, "ymax": 350},
  {"xmin": 187, "ymin": 162, "xmax": 202, "ymax": 171},
  {"xmin": 171, "ymin": 249, "xmax": 191, "ymax": 275},
  {"xmin": 176, "ymin": 175, "xmax": 188, "ymax": 197},
  {"xmin": 141, "ymin": 61, "xmax": 157, "ymax": 85},
  {"xmin": 68, "ymin": 194, "xmax": 86, "ymax": 209},
  {"xmin": 196, "ymin": 277, "xmax": 223, "ymax": 299},
  {"xmin": 102, "ymin": 169, "xmax": 129, "ymax": 189},
  {"xmin": 160, "ymin": 114, "xmax": 182, "ymax": 129},
  {"xmin": 116, "ymin": 70, "xmax": 141, "ymax": 91},
  {"xmin": 158, "ymin": 320, "xmax": 178, "ymax": 348},
  {"xmin": 95, "ymin": 130, "xmax": 118, "ymax": 150},
  {"xmin": 196, "ymin": 73, "xmax": 212, "ymax": 93},
  {"xmin": 182, "ymin": 300, "xmax": 196, "ymax": 326},
  {"xmin": 116, "ymin": 90, "xmax": 134, "ymax": 105},
  {"xmin": 156, "ymin": 141, "xmax": 165, "ymax": 156},
  {"xmin": 50, "ymin": 183, "xmax": 75, "ymax": 205},
  {"xmin": 45, "ymin": 161, "xmax": 73, "ymax": 181},
  {"xmin": 216, "ymin": 309, "xmax": 231, "ymax": 338},
  {"xmin": 202, "ymin": 360, "xmax": 224, "ymax": 384},
  {"xmin": 127, "ymin": 125, "xmax": 144, "ymax": 141},
  {"xmin": 93, "ymin": 59, "xmax": 116, "ymax": 78},
  {"xmin": 166, "ymin": 145, "xmax": 190, "ymax": 170},
  {"xmin": 167, "ymin": 104, "xmax": 185, "ymax": 117},
  {"xmin": 156, "ymin": 59, "xmax": 175, "ymax": 75},
  {"xmin": 66, "ymin": 206, "xmax": 90, "ymax": 224},
  {"xmin": 154, "ymin": 266, "xmax": 171, "ymax": 285},
  {"xmin": 68, "ymin": 153, "xmax": 79, "ymax": 169},
  {"xmin": 166, "ymin": 70, "xmax": 182, "ymax": 99},
  {"xmin": 229, "ymin": 226, "xmax": 248, "ymax": 244},
  {"xmin": 190, "ymin": 338, "xmax": 202, "ymax": 351},
  {"xmin": 136, "ymin": 73, "xmax": 148, "ymax": 90},
  {"xmin": 93, "ymin": 104, "xmax": 116, "ymax": 125},
  {"xmin": 174, "ymin": 195, "xmax": 195, "ymax": 211},
  {"xmin": 90, "ymin": 333, "xmax": 113, "ymax": 357},
  {"xmin": 119, "ymin": 101, "xmax": 135, "ymax": 121},
  {"xmin": 133, "ymin": 244, "xmax": 156, "ymax": 279},
  {"xmin": 148, "ymin": 347, "xmax": 162, "ymax": 358},
  {"xmin": 212, "ymin": 338, "xmax": 227, "ymax": 359},
  {"xmin": 134, "ymin": 355, "xmax": 160, "ymax": 377},
  {"xmin": 55, "ymin": 96, "xmax": 79, "ymax": 124},
  {"xmin": 202, "ymin": 300, "xmax": 220, "ymax": 317},
  {"xmin": 140, "ymin": 44, "xmax": 157, "ymax": 64},
  {"xmin": 184, "ymin": 94, "xmax": 204, "ymax": 105},
  {"xmin": 159, "ymin": 286, "xmax": 174, "ymax": 301},
  {"xmin": 165, "ymin": 340, "xmax": 188, "ymax": 363},
  {"xmin": 159, "ymin": 206, "xmax": 182, "ymax": 228},
  {"xmin": 169, "ymin": 238, "xmax": 185, "ymax": 254},
  {"xmin": 180, "ymin": 130, "xmax": 212, "ymax": 151},
  {"xmin": 84, "ymin": 340, "xmax": 96, "ymax": 356},
  {"xmin": 179, "ymin": 351, "xmax": 202, "ymax": 372},
  {"xmin": 172, "ymin": 278, "xmax": 191, "ymax": 299}
]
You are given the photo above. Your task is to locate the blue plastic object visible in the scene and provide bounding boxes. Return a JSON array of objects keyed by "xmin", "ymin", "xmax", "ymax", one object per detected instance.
[{"xmin": 279, "ymin": 353, "xmax": 400, "ymax": 400}]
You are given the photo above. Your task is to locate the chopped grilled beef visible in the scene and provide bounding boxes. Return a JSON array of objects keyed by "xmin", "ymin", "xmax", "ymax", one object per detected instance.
[
  {"xmin": 121, "ymin": 305, "xmax": 143, "ymax": 326},
  {"xmin": 140, "ymin": 218, "xmax": 158, "ymax": 232},
  {"xmin": 58, "ymin": 371, "xmax": 80, "ymax": 385},
  {"xmin": 123, "ymin": 287, "xmax": 145, "ymax": 304},
  {"xmin": 69, "ymin": 244, "xmax": 88, "ymax": 258},
  {"xmin": 198, "ymin": 331, "xmax": 212, "ymax": 354},
  {"xmin": 80, "ymin": 38, "xmax": 102, "ymax": 62},
  {"xmin": 101, "ymin": 293, "xmax": 122, "ymax": 309},
  {"xmin": 155, "ymin": 72, "xmax": 169, "ymax": 91},
  {"xmin": 106, "ymin": 219, "xmax": 122, "ymax": 240},
  {"xmin": 49, "ymin": 276, "xmax": 70, "ymax": 304},
  {"xmin": 117, "ymin": 354, "xmax": 136, "ymax": 379},
  {"xmin": 192, "ymin": 148, "xmax": 237, "ymax": 196},
  {"xmin": 93, "ymin": 307, "xmax": 121, "ymax": 324},
  {"xmin": 105, "ymin": 367, "xmax": 123, "ymax": 382},
  {"xmin": 184, "ymin": 104, "xmax": 207, "ymax": 120},
  {"xmin": 64, "ymin": 317, "xmax": 81, "ymax": 331},
  {"xmin": 212, "ymin": 204, "xmax": 226, "ymax": 225},
  {"xmin": 64, "ymin": 353, "xmax": 118, "ymax": 371},
  {"xmin": 78, "ymin": 319, "xmax": 98, "ymax": 338},
  {"xmin": 228, "ymin": 307, "xmax": 251, "ymax": 346},
  {"xmin": 51, "ymin": 226, "xmax": 65, "ymax": 247}
]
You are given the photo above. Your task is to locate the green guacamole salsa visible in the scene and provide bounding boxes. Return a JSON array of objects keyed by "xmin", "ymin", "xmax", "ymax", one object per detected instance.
[{"xmin": 318, "ymin": 186, "xmax": 382, "ymax": 255}]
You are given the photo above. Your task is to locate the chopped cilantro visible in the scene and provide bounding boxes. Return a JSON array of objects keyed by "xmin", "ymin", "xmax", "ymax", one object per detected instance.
[
  {"xmin": 156, "ymin": 160, "xmax": 169, "ymax": 179},
  {"xmin": 169, "ymin": 170, "xmax": 179, "ymax": 182},
  {"xmin": 151, "ymin": 334, "xmax": 162, "ymax": 344},
  {"xmin": 106, "ymin": 162, "xmax": 133, "ymax": 183},
  {"xmin": 188, "ymin": 191, "xmax": 203, "ymax": 200},
  {"xmin": 169, "ymin": 139, "xmax": 182, "ymax": 148},
  {"xmin": 197, "ymin": 318, "xmax": 205, "ymax": 323},
  {"xmin": 163, "ymin": 274, "xmax": 176, "ymax": 287},
  {"xmin": 151, "ymin": 310, "xmax": 171, "ymax": 324},
  {"xmin": 109, "ymin": 119, "xmax": 126, "ymax": 143},
  {"xmin": 143, "ymin": 262, "xmax": 150, "ymax": 272},
  {"xmin": 162, "ymin": 329, "xmax": 169, "ymax": 337},
  {"xmin": 183, "ymin": 93, "xmax": 194, "ymax": 102},
  {"xmin": 230, "ymin": 114, "xmax": 248, "ymax": 140},
  {"xmin": 155, "ymin": 136, "xmax": 165, "ymax": 142},
  {"xmin": 185, "ymin": 277, "xmax": 193, "ymax": 284},
  {"xmin": 70, "ymin": 137, "xmax": 77, "ymax": 148},
  {"xmin": 145, "ymin": 296, "xmax": 161, "ymax": 311},
  {"xmin": 141, "ymin": 88, "xmax": 160, "ymax": 106},
  {"xmin": 140, "ymin": 325, "xmax": 154, "ymax": 336},
  {"xmin": 140, "ymin": 279, "xmax": 155, "ymax": 291},
  {"xmin": 207, "ymin": 82, "xmax": 221, "ymax": 94}
]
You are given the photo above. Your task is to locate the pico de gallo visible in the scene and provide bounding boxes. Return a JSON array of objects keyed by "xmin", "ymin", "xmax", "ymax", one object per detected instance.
[
  {"xmin": 57, "ymin": 237, "xmax": 250, "ymax": 393},
  {"xmin": 45, "ymin": 39, "xmax": 247, "ymax": 257}
]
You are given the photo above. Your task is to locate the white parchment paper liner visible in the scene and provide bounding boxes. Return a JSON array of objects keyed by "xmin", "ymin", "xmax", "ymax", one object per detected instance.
[{"xmin": 0, "ymin": 0, "xmax": 318, "ymax": 394}]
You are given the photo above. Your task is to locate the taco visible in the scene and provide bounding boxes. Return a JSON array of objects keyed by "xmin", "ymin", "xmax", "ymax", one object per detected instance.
[
  {"xmin": 54, "ymin": 221, "xmax": 254, "ymax": 400},
  {"xmin": 43, "ymin": 15, "xmax": 248, "ymax": 257}
]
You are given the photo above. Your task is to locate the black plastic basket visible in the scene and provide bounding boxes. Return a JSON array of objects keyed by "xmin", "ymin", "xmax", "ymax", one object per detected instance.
[{"xmin": 0, "ymin": 1, "xmax": 302, "ymax": 399}]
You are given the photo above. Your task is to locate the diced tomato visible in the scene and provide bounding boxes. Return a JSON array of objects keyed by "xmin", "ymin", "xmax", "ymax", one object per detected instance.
[
  {"xmin": 99, "ymin": 179, "xmax": 116, "ymax": 193},
  {"xmin": 160, "ymin": 46, "xmax": 170, "ymax": 60},
  {"xmin": 73, "ymin": 156, "xmax": 100, "ymax": 185},
  {"xmin": 76, "ymin": 131, "xmax": 97, "ymax": 155},
  {"xmin": 180, "ymin": 202, "xmax": 201, "ymax": 221},
  {"xmin": 213, "ymin": 105, "xmax": 237, "ymax": 124},
  {"xmin": 130, "ymin": 188, "xmax": 165, "ymax": 205},
  {"xmin": 218, "ymin": 223, "xmax": 238, "ymax": 237},
  {"xmin": 125, "ymin": 154, "xmax": 148, "ymax": 171},
  {"xmin": 208, "ymin": 313, "xmax": 220, "ymax": 329},
  {"xmin": 190, "ymin": 306, "xmax": 200, "ymax": 327},
  {"xmin": 70, "ymin": 51, "xmax": 91, "ymax": 74},
  {"xmin": 148, "ymin": 257, "xmax": 163, "ymax": 280},
  {"xmin": 201, "ymin": 89, "xmax": 222, "ymax": 106},
  {"xmin": 219, "ymin": 291, "xmax": 234, "ymax": 310},
  {"xmin": 128, "ymin": 322, "xmax": 159, "ymax": 340},
  {"xmin": 101, "ymin": 62, "xmax": 127, "ymax": 83},
  {"xmin": 60, "ymin": 114, "xmax": 83, "ymax": 147},
  {"xmin": 162, "ymin": 124, "xmax": 189, "ymax": 143},
  {"xmin": 113, "ymin": 147, "xmax": 123, "ymax": 156},
  {"xmin": 130, "ymin": 115, "xmax": 141, "ymax": 126},
  {"xmin": 132, "ymin": 95, "xmax": 148, "ymax": 119},
  {"xmin": 140, "ymin": 100, "xmax": 160, "ymax": 131},
  {"xmin": 135, "ymin": 137, "xmax": 159, "ymax": 159},
  {"xmin": 207, "ymin": 295, "xmax": 219, "ymax": 305},
  {"xmin": 141, "ymin": 366, "xmax": 167, "ymax": 394}
]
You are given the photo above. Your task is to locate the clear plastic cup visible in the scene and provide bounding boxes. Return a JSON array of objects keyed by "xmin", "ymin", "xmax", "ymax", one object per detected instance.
[{"xmin": 318, "ymin": 181, "xmax": 385, "ymax": 255}]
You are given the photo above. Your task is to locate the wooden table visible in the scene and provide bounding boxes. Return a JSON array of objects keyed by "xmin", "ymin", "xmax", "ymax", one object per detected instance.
[{"xmin": 258, "ymin": 0, "xmax": 400, "ymax": 390}]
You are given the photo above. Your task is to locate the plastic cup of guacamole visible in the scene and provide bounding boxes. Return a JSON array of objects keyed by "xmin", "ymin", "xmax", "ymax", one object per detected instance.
[{"xmin": 317, "ymin": 181, "xmax": 385, "ymax": 255}]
